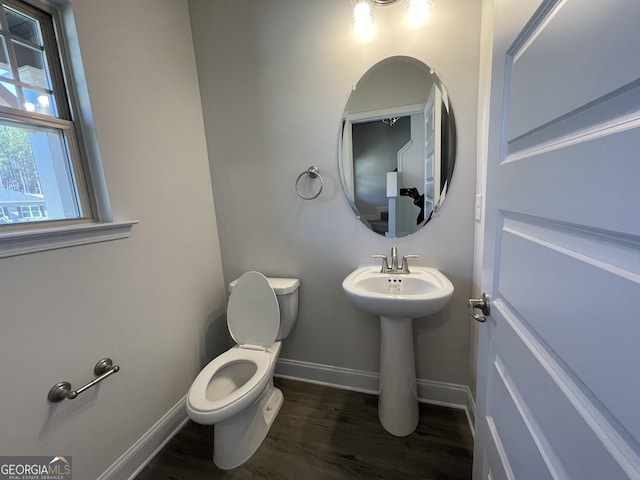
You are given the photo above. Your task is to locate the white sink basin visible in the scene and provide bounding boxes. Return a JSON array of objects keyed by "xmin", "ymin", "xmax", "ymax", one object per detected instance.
[{"xmin": 342, "ymin": 265, "xmax": 454, "ymax": 318}]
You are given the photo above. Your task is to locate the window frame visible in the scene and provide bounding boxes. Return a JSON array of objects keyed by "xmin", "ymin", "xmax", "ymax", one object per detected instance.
[
  {"xmin": 0, "ymin": 0, "xmax": 135, "ymax": 257},
  {"xmin": 0, "ymin": 0, "xmax": 94, "ymax": 229}
]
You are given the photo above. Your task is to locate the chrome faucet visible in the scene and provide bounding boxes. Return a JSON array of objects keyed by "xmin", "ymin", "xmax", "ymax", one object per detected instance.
[
  {"xmin": 372, "ymin": 247, "xmax": 419, "ymax": 274},
  {"xmin": 391, "ymin": 246, "xmax": 398, "ymax": 271}
]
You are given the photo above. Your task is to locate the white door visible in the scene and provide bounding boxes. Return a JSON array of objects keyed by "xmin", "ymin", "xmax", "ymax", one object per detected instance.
[
  {"xmin": 473, "ymin": 0, "xmax": 640, "ymax": 479},
  {"xmin": 424, "ymin": 82, "xmax": 441, "ymax": 215}
]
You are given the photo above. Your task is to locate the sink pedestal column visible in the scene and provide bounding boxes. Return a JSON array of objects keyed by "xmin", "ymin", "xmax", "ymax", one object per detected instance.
[{"xmin": 378, "ymin": 315, "xmax": 419, "ymax": 436}]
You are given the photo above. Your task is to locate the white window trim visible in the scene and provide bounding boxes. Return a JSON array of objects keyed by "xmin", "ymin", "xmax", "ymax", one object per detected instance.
[
  {"xmin": 0, "ymin": 0, "xmax": 138, "ymax": 257},
  {"xmin": 0, "ymin": 220, "xmax": 137, "ymax": 258}
]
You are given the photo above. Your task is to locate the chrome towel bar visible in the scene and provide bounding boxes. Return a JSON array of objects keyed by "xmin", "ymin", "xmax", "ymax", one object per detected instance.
[{"xmin": 48, "ymin": 358, "xmax": 120, "ymax": 402}]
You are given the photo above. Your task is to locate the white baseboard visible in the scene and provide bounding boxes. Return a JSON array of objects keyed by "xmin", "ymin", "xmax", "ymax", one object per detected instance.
[
  {"xmin": 99, "ymin": 360, "xmax": 475, "ymax": 480},
  {"xmin": 275, "ymin": 358, "xmax": 380, "ymax": 394},
  {"xmin": 276, "ymin": 357, "xmax": 476, "ymax": 435},
  {"xmin": 97, "ymin": 396, "xmax": 188, "ymax": 480}
]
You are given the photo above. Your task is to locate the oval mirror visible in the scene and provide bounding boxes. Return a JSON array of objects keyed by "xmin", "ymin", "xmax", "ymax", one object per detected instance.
[{"xmin": 339, "ymin": 56, "xmax": 456, "ymax": 237}]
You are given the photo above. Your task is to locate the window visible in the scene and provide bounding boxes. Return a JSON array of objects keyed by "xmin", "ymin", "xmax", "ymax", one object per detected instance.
[
  {"xmin": 19, "ymin": 204, "xmax": 43, "ymax": 217},
  {"xmin": 0, "ymin": 0, "xmax": 135, "ymax": 258},
  {"xmin": 0, "ymin": 0, "xmax": 93, "ymax": 230}
]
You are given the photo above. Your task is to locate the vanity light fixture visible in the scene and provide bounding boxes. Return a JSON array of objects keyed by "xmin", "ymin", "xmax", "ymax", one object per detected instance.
[
  {"xmin": 405, "ymin": 0, "xmax": 433, "ymax": 28},
  {"xmin": 352, "ymin": 0, "xmax": 433, "ymax": 41},
  {"xmin": 382, "ymin": 117, "xmax": 400, "ymax": 126},
  {"xmin": 352, "ymin": 0, "xmax": 375, "ymax": 41}
]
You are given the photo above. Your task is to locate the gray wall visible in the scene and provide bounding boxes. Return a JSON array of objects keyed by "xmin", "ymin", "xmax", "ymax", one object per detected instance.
[
  {"xmin": 0, "ymin": 1, "xmax": 228, "ymax": 478},
  {"xmin": 352, "ymin": 117, "xmax": 411, "ymax": 219},
  {"xmin": 189, "ymin": 0, "xmax": 481, "ymax": 386}
]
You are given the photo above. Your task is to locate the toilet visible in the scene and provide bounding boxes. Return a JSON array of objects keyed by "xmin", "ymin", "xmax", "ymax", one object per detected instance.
[{"xmin": 186, "ymin": 271, "xmax": 300, "ymax": 470}]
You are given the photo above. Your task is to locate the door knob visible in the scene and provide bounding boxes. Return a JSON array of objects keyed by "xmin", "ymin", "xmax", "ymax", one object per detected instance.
[{"xmin": 468, "ymin": 293, "xmax": 490, "ymax": 322}]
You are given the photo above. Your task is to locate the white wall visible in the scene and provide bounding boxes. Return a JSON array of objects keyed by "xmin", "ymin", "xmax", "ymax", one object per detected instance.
[
  {"xmin": 0, "ymin": 1, "xmax": 227, "ymax": 478},
  {"xmin": 346, "ymin": 57, "xmax": 433, "ymax": 114},
  {"xmin": 189, "ymin": 0, "xmax": 480, "ymax": 387}
]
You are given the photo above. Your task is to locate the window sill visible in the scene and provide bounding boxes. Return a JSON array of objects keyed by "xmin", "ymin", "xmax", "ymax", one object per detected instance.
[{"xmin": 0, "ymin": 220, "xmax": 138, "ymax": 259}]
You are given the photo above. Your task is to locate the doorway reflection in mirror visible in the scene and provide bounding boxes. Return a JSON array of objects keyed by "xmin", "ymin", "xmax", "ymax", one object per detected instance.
[{"xmin": 339, "ymin": 56, "xmax": 456, "ymax": 238}]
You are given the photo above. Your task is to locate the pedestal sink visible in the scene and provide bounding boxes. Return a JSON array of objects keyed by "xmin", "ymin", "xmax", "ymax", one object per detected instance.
[{"xmin": 342, "ymin": 265, "xmax": 454, "ymax": 436}]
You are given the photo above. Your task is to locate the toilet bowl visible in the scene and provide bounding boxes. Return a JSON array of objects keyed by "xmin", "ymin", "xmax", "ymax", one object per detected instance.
[{"xmin": 186, "ymin": 271, "xmax": 300, "ymax": 470}]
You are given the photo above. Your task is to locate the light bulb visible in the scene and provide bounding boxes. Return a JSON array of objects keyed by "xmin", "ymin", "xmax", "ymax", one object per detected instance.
[
  {"xmin": 37, "ymin": 95, "xmax": 50, "ymax": 106},
  {"xmin": 406, "ymin": 0, "xmax": 433, "ymax": 29},
  {"xmin": 353, "ymin": 0, "xmax": 375, "ymax": 42},
  {"xmin": 24, "ymin": 102, "xmax": 35, "ymax": 111}
]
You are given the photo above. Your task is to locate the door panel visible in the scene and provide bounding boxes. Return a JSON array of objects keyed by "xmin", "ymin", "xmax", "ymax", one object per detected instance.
[
  {"xmin": 499, "ymin": 124, "xmax": 640, "ymax": 236},
  {"xmin": 491, "ymin": 300, "xmax": 630, "ymax": 479},
  {"xmin": 508, "ymin": 0, "xmax": 640, "ymax": 139},
  {"xmin": 488, "ymin": 353, "xmax": 557, "ymax": 477},
  {"xmin": 474, "ymin": 0, "xmax": 640, "ymax": 478},
  {"xmin": 498, "ymin": 223, "xmax": 640, "ymax": 442}
]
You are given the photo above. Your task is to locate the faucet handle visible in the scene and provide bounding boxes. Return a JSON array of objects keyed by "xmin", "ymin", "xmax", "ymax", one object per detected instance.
[
  {"xmin": 400, "ymin": 254, "xmax": 419, "ymax": 273},
  {"xmin": 372, "ymin": 254, "xmax": 391, "ymax": 273}
]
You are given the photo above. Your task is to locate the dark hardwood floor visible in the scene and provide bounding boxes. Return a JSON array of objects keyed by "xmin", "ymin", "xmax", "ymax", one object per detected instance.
[{"xmin": 135, "ymin": 378, "xmax": 473, "ymax": 480}]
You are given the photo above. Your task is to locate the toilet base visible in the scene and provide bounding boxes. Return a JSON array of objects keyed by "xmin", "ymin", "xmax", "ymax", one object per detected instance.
[{"xmin": 212, "ymin": 381, "xmax": 283, "ymax": 470}]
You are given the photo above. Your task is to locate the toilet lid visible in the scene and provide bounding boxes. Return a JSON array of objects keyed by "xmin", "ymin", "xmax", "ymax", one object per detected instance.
[{"xmin": 227, "ymin": 271, "xmax": 280, "ymax": 347}]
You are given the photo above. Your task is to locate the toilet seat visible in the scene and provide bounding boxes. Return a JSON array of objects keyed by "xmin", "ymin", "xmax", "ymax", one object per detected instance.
[
  {"xmin": 227, "ymin": 271, "xmax": 280, "ymax": 348},
  {"xmin": 186, "ymin": 346, "xmax": 275, "ymax": 425}
]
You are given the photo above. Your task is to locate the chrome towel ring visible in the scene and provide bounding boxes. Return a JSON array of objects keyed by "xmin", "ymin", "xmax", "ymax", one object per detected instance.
[{"xmin": 295, "ymin": 166, "xmax": 323, "ymax": 200}]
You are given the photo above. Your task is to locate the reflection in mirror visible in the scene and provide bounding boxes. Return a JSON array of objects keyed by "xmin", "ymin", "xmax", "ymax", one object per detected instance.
[{"xmin": 339, "ymin": 56, "xmax": 456, "ymax": 237}]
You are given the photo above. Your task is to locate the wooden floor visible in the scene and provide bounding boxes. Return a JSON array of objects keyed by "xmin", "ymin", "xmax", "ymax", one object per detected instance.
[{"xmin": 135, "ymin": 378, "xmax": 473, "ymax": 480}]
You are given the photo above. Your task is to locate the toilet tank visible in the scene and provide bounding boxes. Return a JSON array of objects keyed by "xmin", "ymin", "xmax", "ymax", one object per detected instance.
[{"xmin": 229, "ymin": 276, "xmax": 300, "ymax": 340}]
